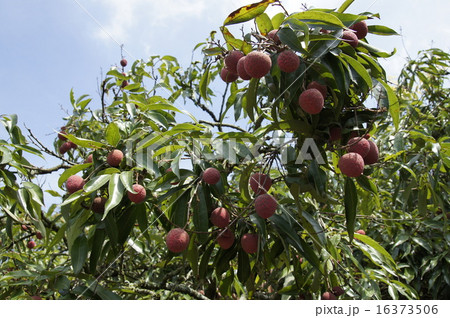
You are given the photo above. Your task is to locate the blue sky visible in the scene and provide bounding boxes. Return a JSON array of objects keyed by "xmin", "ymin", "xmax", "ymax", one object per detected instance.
[{"xmin": 1, "ymin": 0, "xmax": 449, "ymax": 201}]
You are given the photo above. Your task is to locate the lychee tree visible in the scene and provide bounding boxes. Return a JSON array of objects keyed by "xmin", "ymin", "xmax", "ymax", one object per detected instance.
[{"xmin": 1, "ymin": 0, "xmax": 447, "ymax": 300}]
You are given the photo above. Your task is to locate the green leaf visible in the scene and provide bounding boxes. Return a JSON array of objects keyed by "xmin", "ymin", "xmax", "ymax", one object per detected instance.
[
  {"xmin": 356, "ymin": 175, "xmax": 378, "ymax": 194},
  {"xmin": 89, "ymin": 228, "xmax": 105, "ymax": 273},
  {"xmin": 119, "ymin": 170, "xmax": 135, "ymax": 194},
  {"xmin": 255, "ymin": 13, "xmax": 273, "ymax": 35},
  {"xmin": 337, "ymin": 0, "xmax": 355, "ymax": 13},
  {"xmin": 271, "ymin": 12, "xmax": 285, "ymax": 29},
  {"xmin": 344, "ymin": 177, "xmax": 357, "ymax": 242},
  {"xmin": 368, "ymin": 25, "xmax": 399, "ymax": 36},
  {"xmin": 105, "ymin": 122, "xmax": 121, "ymax": 147},
  {"xmin": 288, "ymin": 11, "xmax": 345, "ymax": 28},
  {"xmin": 117, "ymin": 206, "xmax": 138, "ymax": 246},
  {"xmin": 83, "ymin": 174, "xmax": 111, "ymax": 194},
  {"xmin": 352, "ymin": 232, "xmax": 397, "ymax": 272},
  {"xmin": 192, "ymin": 185, "xmax": 210, "ymax": 243},
  {"xmin": 186, "ymin": 235, "xmax": 199, "ymax": 276},
  {"xmin": 277, "ymin": 27, "xmax": 305, "ymax": 54},
  {"xmin": 341, "ymin": 54, "xmax": 373, "ymax": 91},
  {"xmin": 199, "ymin": 243, "xmax": 215, "ymax": 280},
  {"xmin": 58, "ymin": 163, "xmax": 91, "ymax": 189},
  {"xmin": 169, "ymin": 190, "xmax": 190, "ymax": 227},
  {"xmin": 237, "ymin": 250, "xmax": 251, "ymax": 283},
  {"xmin": 239, "ymin": 163, "xmax": 256, "ymax": 203},
  {"xmin": 220, "ymin": 26, "xmax": 253, "ymax": 54},
  {"xmin": 65, "ymin": 134, "xmax": 107, "ymax": 149},
  {"xmin": 223, "ymin": 0, "xmax": 276, "ymax": 26},
  {"xmin": 376, "ymin": 78, "xmax": 400, "ymax": 130},
  {"xmin": 71, "ymin": 234, "xmax": 88, "ymax": 274},
  {"xmin": 86, "ymin": 280, "xmax": 122, "ymax": 300},
  {"xmin": 245, "ymin": 78, "xmax": 258, "ymax": 121},
  {"xmin": 103, "ymin": 174, "xmax": 124, "ymax": 219},
  {"xmin": 199, "ymin": 65, "xmax": 211, "ymax": 101}
]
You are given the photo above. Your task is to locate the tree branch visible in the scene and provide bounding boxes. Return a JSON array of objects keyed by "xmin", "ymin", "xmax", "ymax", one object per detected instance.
[
  {"xmin": 23, "ymin": 163, "xmax": 71, "ymax": 175},
  {"xmin": 199, "ymin": 120, "xmax": 246, "ymax": 132}
]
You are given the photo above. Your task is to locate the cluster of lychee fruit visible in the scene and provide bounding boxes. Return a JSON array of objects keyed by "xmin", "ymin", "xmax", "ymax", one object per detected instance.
[
  {"xmin": 57, "ymin": 126, "xmax": 78, "ymax": 155},
  {"xmin": 21, "ymin": 224, "xmax": 43, "ymax": 250},
  {"xmin": 338, "ymin": 134, "xmax": 379, "ymax": 178}
]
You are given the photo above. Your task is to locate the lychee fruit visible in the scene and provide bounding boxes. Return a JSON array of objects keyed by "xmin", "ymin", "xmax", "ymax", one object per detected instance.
[
  {"xmin": 347, "ymin": 137, "xmax": 371, "ymax": 158},
  {"xmin": 59, "ymin": 142, "xmax": 72, "ymax": 155},
  {"xmin": 321, "ymin": 291, "xmax": 337, "ymax": 300},
  {"xmin": 84, "ymin": 154, "xmax": 93, "ymax": 163},
  {"xmin": 21, "ymin": 224, "xmax": 29, "ymax": 231},
  {"xmin": 166, "ymin": 228, "xmax": 190, "ymax": 253},
  {"xmin": 236, "ymin": 57, "xmax": 252, "ymax": 80},
  {"xmin": 356, "ymin": 229, "xmax": 366, "ymax": 235},
  {"xmin": 249, "ymin": 173, "xmax": 272, "ymax": 195},
  {"xmin": 91, "ymin": 196, "xmax": 107, "ymax": 214},
  {"xmin": 364, "ymin": 140, "xmax": 379, "ymax": 165},
  {"xmin": 120, "ymin": 59, "xmax": 127, "ymax": 67},
  {"xmin": 202, "ymin": 167, "xmax": 221, "ymax": 185},
  {"xmin": 338, "ymin": 153, "xmax": 364, "ymax": 177},
  {"xmin": 27, "ymin": 240, "xmax": 36, "ymax": 249},
  {"xmin": 68, "ymin": 141, "xmax": 77, "ymax": 149},
  {"xmin": 66, "ymin": 175, "xmax": 85, "ymax": 194},
  {"xmin": 35, "ymin": 231, "xmax": 43, "ymax": 240},
  {"xmin": 307, "ymin": 81, "xmax": 327, "ymax": 99},
  {"xmin": 332, "ymin": 286, "xmax": 345, "ymax": 297},
  {"xmin": 58, "ymin": 131, "xmax": 67, "ymax": 141},
  {"xmin": 210, "ymin": 207, "xmax": 230, "ymax": 228},
  {"xmin": 329, "ymin": 126, "xmax": 342, "ymax": 141},
  {"xmin": 127, "ymin": 184, "xmax": 146, "ymax": 204},
  {"xmin": 299, "ymin": 88, "xmax": 324, "ymax": 114},
  {"xmin": 217, "ymin": 228, "xmax": 235, "ymax": 249},
  {"xmin": 244, "ymin": 51, "xmax": 272, "ymax": 79},
  {"xmin": 121, "ymin": 80, "xmax": 129, "ymax": 88},
  {"xmin": 106, "ymin": 149, "xmax": 123, "ymax": 167},
  {"xmin": 277, "ymin": 50, "xmax": 300, "ymax": 73},
  {"xmin": 342, "ymin": 31, "xmax": 358, "ymax": 48},
  {"xmin": 241, "ymin": 233, "xmax": 258, "ymax": 253},
  {"xmin": 255, "ymin": 194, "xmax": 277, "ymax": 219},
  {"xmin": 350, "ymin": 20, "xmax": 368, "ymax": 39},
  {"xmin": 224, "ymin": 50, "xmax": 244, "ymax": 74},
  {"xmin": 220, "ymin": 67, "xmax": 239, "ymax": 83},
  {"xmin": 267, "ymin": 29, "xmax": 281, "ymax": 44}
]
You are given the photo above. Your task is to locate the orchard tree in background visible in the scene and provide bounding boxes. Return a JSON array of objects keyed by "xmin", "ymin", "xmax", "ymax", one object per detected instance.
[{"xmin": 0, "ymin": 0, "xmax": 448, "ymax": 300}]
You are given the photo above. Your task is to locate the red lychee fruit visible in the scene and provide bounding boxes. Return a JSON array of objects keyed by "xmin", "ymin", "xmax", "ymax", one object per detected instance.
[
  {"xmin": 244, "ymin": 51, "xmax": 272, "ymax": 79},
  {"xmin": 210, "ymin": 207, "xmax": 230, "ymax": 228},
  {"xmin": 84, "ymin": 154, "xmax": 93, "ymax": 163},
  {"xmin": 356, "ymin": 229, "xmax": 366, "ymax": 235},
  {"xmin": 249, "ymin": 173, "xmax": 272, "ymax": 195},
  {"xmin": 332, "ymin": 286, "xmax": 345, "ymax": 297},
  {"xmin": 241, "ymin": 233, "xmax": 258, "ymax": 254},
  {"xmin": 338, "ymin": 153, "xmax": 364, "ymax": 177},
  {"xmin": 307, "ymin": 81, "xmax": 327, "ymax": 99},
  {"xmin": 120, "ymin": 59, "xmax": 127, "ymax": 67},
  {"xmin": 299, "ymin": 88, "xmax": 324, "ymax": 114},
  {"xmin": 31, "ymin": 296, "xmax": 42, "ymax": 300},
  {"xmin": 267, "ymin": 29, "xmax": 281, "ymax": 44},
  {"xmin": 106, "ymin": 149, "xmax": 123, "ymax": 167},
  {"xmin": 364, "ymin": 140, "xmax": 379, "ymax": 165},
  {"xmin": 217, "ymin": 228, "xmax": 235, "ymax": 249},
  {"xmin": 220, "ymin": 67, "xmax": 239, "ymax": 83},
  {"xmin": 277, "ymin": 50, "xmax": 300, "ymax": 73},
  {"xmin": 68, "ymin": 141, "xmax": 77, "ymax": 149},
  {"xmin": 27, "ymin": 240, "xmax": 36, "ymax": 249},
  {"xmin": 91, "ymin": 196, "xmax": 107, "ymax": 214},
  {"xmin": 202, "ymin": 167, "xmax": 221, "ymax": 185},
  {"xmin": 58, "ymin": 131, "xmax": 67, "ymax": 141},
  {"xmin": 342, "ymin": 31, "xmax": 358, "ymax": 48},
  {"xmin": 66, "ymin": 175, "xmax": 85, "ymax": 194},
  {"xmin": 127, "ymin": 184, "xmax": 146, "ymax": 204},
  {"xmin": 350, "ymin": 20, "xmax": 368, "ymax": 39},
  {"xmin": 59, "ymin": 142, "xmax": 72, "ymax": 155},
  {"xmin": 237, "ymin": 57, "xmax": 252, "ymax": 80},
  {"xmin": 255, "ymin": 194, "xmax": 277, "ymax": 219},
  {"xmin": 321, "ymin": 291, "xmax": 337, "ymax": 300},
  {"xmin": 35, "ymin": 231, "xmax": 43, "ymax": 240},
  {"xmin": 224, "ymin": 50, "xmax": 244, "ymax": 74},
  {"xmin": 166, "ymin": 228, "xmax": 190, "ymax": 253},
  {"xmin": 329, "ymin": 126, "xmax": 342, "ymax": 141},
  {"xmin": 363, "ymin": 134, "xmax": 371, "ymax": 139},
  {"xmin": 347, "ymin": 137, "xmax": 371, "ymax": 158},
  {"xmin": 21, "ymin": 224, "xmax": 29, "ymax": 231},
  {"xmin": 121, "ymin": 80, "xmax": 129, "ymax": 88}
]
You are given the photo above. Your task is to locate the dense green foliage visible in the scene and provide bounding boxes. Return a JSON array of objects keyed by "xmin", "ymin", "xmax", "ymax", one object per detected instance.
[{"xmin": 0, "ymin": 0, "xmax": 448, "ymax": 300}]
